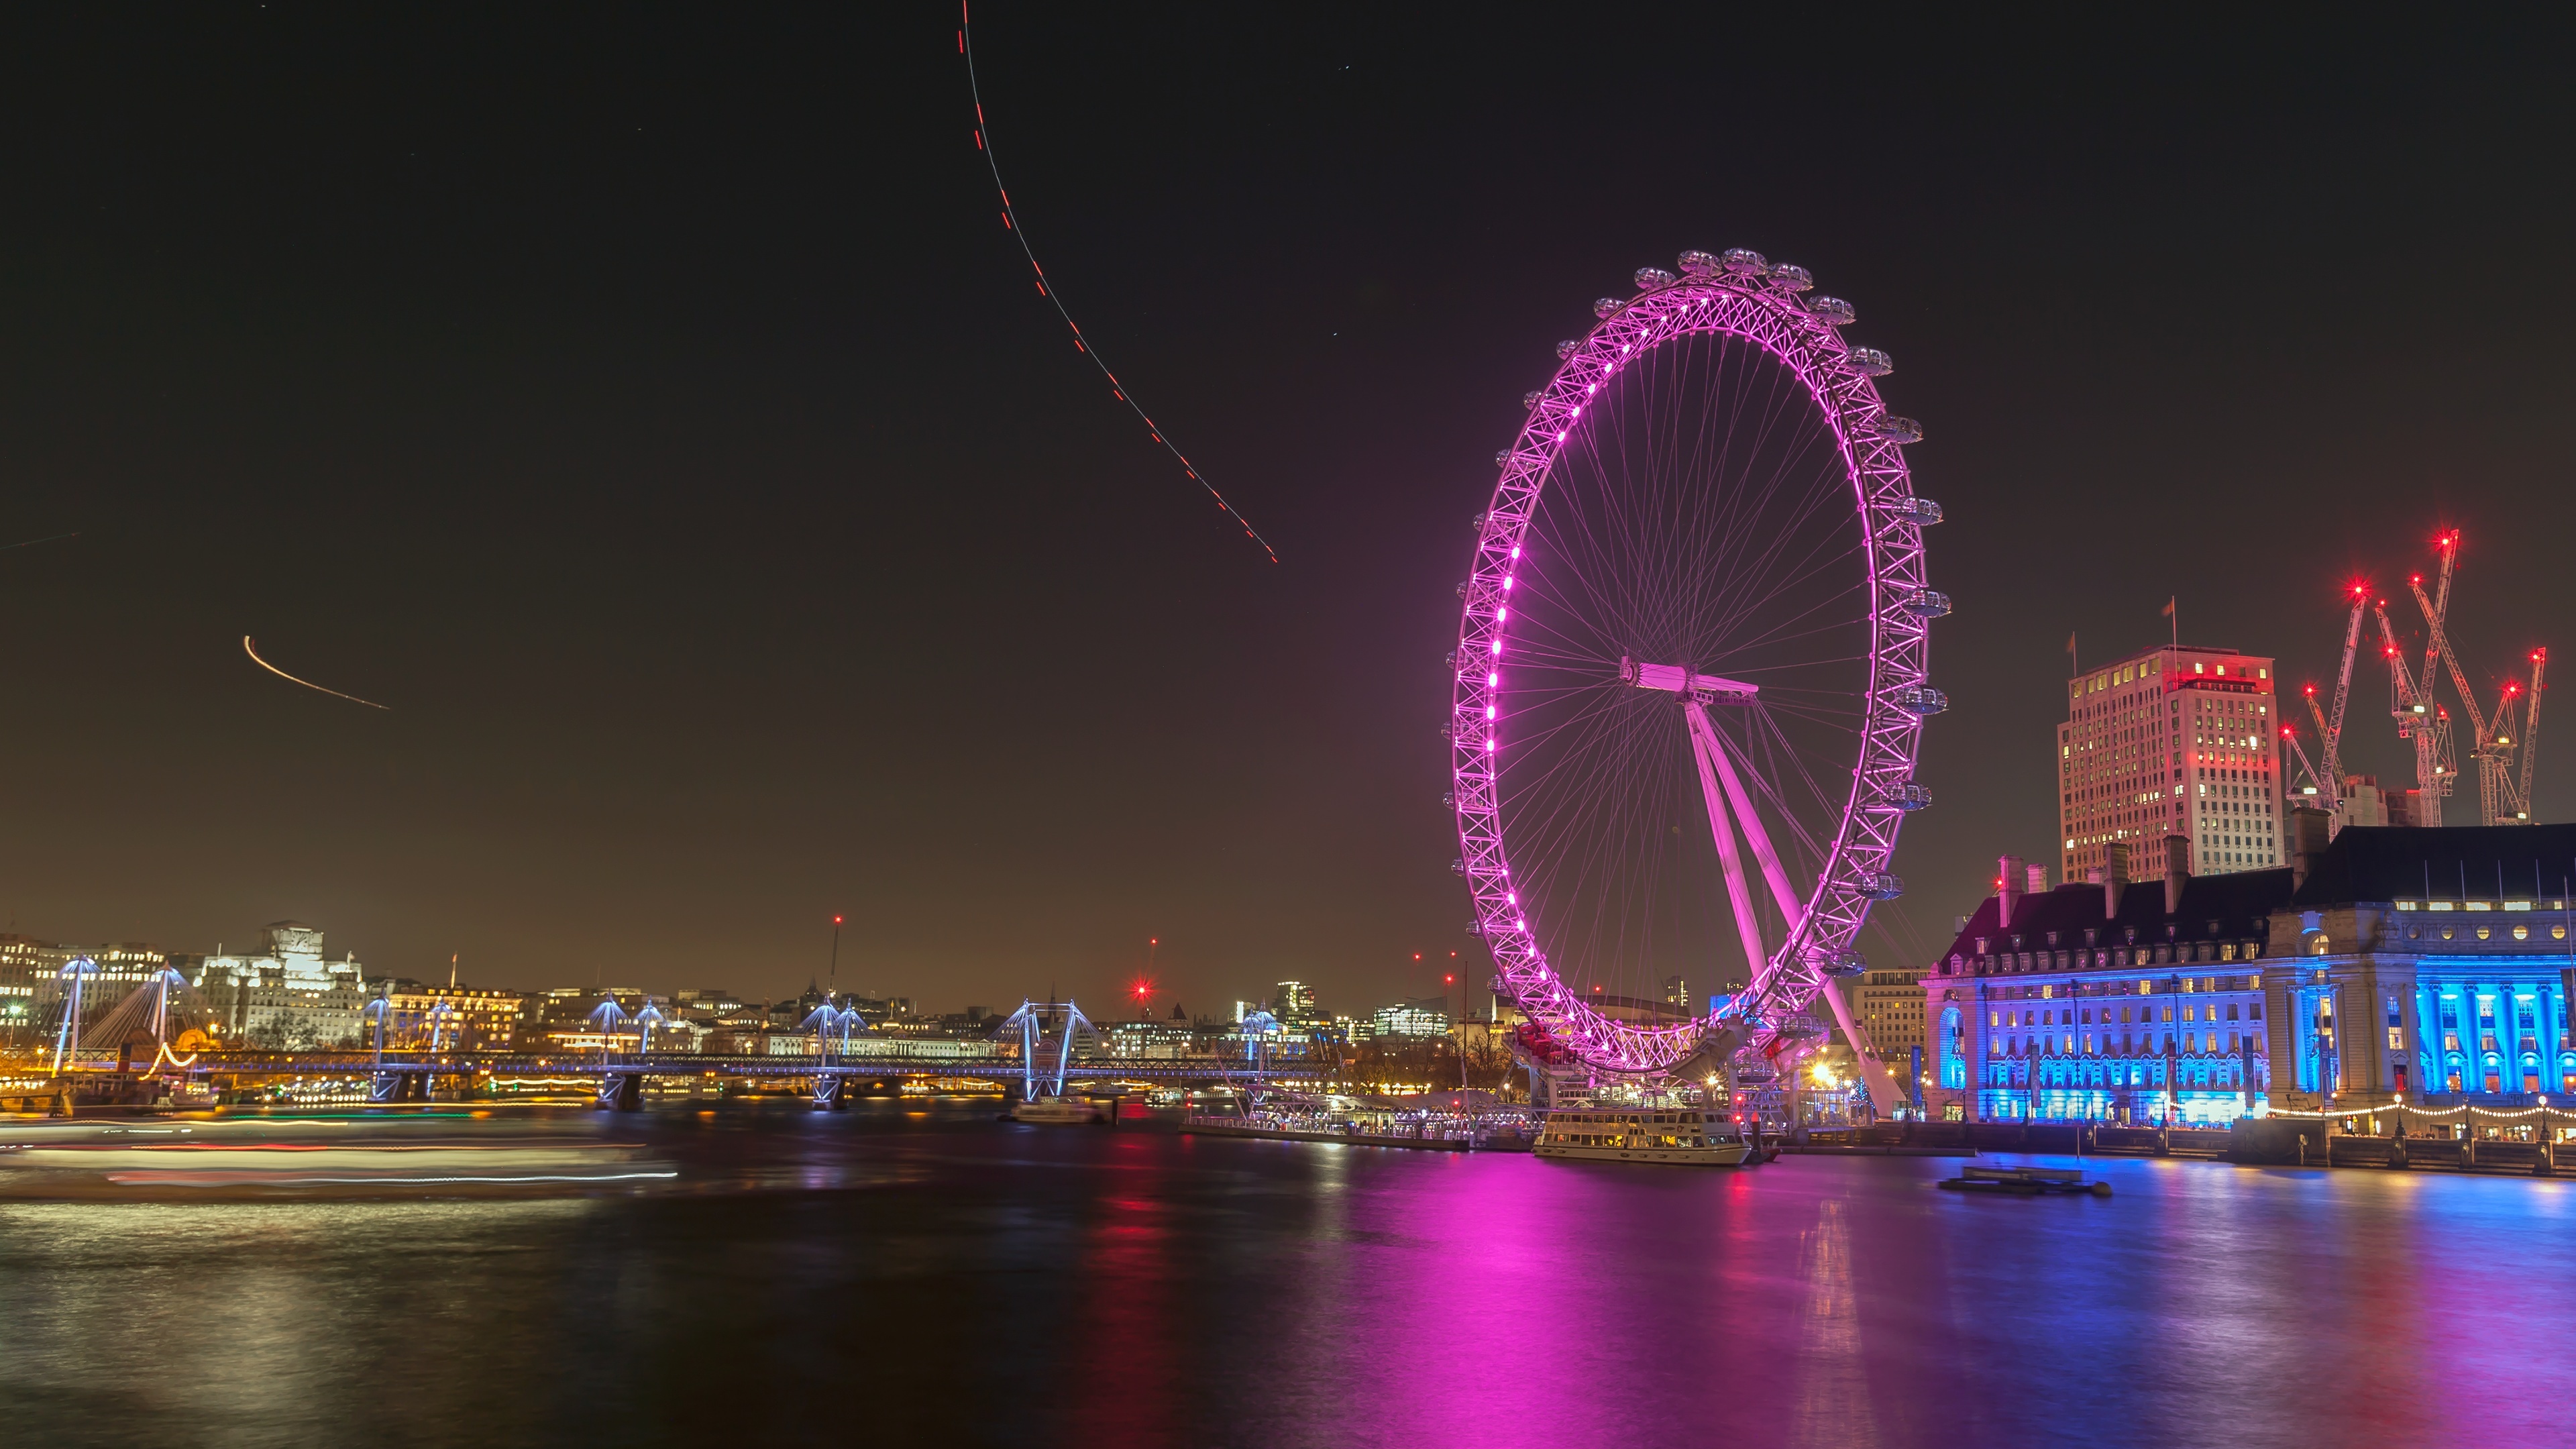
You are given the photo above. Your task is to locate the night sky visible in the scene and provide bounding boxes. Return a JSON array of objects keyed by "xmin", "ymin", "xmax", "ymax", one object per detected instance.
[{"xmin": 0, "ymin": 7, "xmax": 2567, "ymax": 1014}]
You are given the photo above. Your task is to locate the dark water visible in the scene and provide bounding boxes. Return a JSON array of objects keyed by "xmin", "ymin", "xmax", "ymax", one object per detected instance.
[{"xmin": 4, "ymin": 1099, "xmax": 2573, "ymax": 1448}]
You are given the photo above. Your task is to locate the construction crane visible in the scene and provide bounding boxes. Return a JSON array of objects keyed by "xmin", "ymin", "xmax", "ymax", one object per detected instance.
[
  {"xmin": 2373, "ymin": 594, "xmax": 2453, "ymax": 826},
  {"xmin": 2408, "ymin": 543, "xmax": 2512, "ymax": 826},
  {"xmin": 2472, "ymin": 659, "xmax": 2545, "ymax": 822},
  {"xmin": 2280, "ymin": 723, "xmax": 2327, "ymax": 800},
  {"xmin": 2405, "ymin": 531, "xmax": 2548, "ymax": 826},
  {"xmin": 2520, "ymin": 648, "xmax": 2548, "ymax": 818},
  {"xmin": 2302, "ymin": 583, "xmax": 2370, "ymax": 816}
]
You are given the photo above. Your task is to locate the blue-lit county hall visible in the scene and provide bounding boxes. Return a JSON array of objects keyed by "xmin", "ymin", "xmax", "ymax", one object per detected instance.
[{"xmin": 1919, "ymin": 820, "xmax": 2576, "ymax": 1124}]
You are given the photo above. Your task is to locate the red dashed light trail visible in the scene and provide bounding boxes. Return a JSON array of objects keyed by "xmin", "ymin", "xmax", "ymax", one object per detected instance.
[{"xmin": 960, "ymin": 5, "xmax": 1279, "ymax": 564}]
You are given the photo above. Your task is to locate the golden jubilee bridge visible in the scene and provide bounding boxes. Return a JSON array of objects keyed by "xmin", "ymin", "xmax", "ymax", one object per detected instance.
[{"xmin": 17, "ymin": 995, "xmax": 1332, "ymax": 1113}]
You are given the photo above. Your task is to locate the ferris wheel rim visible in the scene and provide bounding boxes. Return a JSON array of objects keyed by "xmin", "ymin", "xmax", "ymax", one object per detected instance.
[{"xmin": 1448, "ymin": 258, "xmax": 1936, "ymax": 1077}]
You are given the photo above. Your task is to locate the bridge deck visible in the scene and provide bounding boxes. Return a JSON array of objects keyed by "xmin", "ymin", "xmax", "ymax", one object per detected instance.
[{"xmin": 115, "ymin": 1053, "xmax": 1332, "ymax": 1083}]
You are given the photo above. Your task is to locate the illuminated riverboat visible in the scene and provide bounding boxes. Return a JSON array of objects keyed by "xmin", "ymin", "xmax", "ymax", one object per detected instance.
[
  {"xmin": 1534, "ymin": 1106, "xmax": 1754, "ymax": 1165},
  {"xmin": 1009, "ymin": 1096, "xmax": 1104, "ymax": 1125}
]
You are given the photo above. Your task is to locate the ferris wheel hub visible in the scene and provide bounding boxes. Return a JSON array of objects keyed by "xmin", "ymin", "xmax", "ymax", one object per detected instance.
[{"xmin": 1617, "ymin": 655, "xmax": 1759, "ymax": 702}]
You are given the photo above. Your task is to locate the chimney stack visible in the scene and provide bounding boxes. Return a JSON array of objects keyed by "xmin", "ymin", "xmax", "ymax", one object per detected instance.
[
  {"xmin": 2162, "ymin": 833, "xmax": 2191, "ymax": 915},
  {"xmin": 2290, "ymin": 806, "xmax": 2331, "ymax": 891},
  {"xmin": 2027, "ymin": 863, "xmax": 2048, "ymax": 897},
  {"xmin": 2103, "ymin": 841, "xmax": 2131, "ymax": 920},
  {"xmin": 1997, "ymin": 854, "xmax": 2025, "ymax": 925}
]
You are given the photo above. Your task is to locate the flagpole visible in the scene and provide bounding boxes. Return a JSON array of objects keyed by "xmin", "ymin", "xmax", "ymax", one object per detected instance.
[{"xmin": 2169, "ymin": 596, "xmax": 2178, "ymax": 651}]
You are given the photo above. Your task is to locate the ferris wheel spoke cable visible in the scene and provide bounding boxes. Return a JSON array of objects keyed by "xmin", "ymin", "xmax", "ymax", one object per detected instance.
[
  {"xmin": 1528, "ymin": 712, "xmax": 1656, "ymax": 900},
  {"xmin": 1512, "ymin": 714, "xmax": 1650, "ymax": 882},
  {"xmin": 1699, "ymin": 457, "xmax": 1858, "ymax": 646},
  {"xmin": 1719, "ymin": 584, "xmax": 1874, "ymax": 665},
  {"xmin": 1731, "ymin": 714, "xmax": 1832, "ymax": 863},
  {"xmin": 1704, "ymin": 533, "xmax": 1872, "ymax": 652},
  {"xmin": 1527, "ymin": 736, "xmax": 1632, "ymax": 982},
  {"xmin": 957, "ymin": 5, "xmax": 1277, "ymax": 563},
  {"xmin": 1552, "ymin": 349, "xmax": 1851, "ymax": 682},
  {"xmin": 1578, "ymin": 735, "xmax": 1660, "ymax": 988},
  {"xmin": 1526, "ymin": 695, "xmax": 1768, "ymax": 1001}
]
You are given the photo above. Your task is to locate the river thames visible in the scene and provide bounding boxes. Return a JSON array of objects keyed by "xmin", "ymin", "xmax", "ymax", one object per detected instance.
[{"xmin": 4, "ymin": 1099, "xmax": 2573, "ymax": 1448}]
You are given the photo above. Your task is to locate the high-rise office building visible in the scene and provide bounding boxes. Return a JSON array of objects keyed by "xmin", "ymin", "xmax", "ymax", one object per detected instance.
[
  {"xmin": 1851, "ymin": 965, "xmax": 1925, "ymax": 1063},
  {"xmin": 2060, "ymin": 645, "xmax": 2285, "ymax": 883}
]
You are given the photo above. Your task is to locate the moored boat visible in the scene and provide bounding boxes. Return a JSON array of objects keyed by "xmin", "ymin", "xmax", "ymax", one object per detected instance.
[
  {"xmin": 1009, "ymin": 1095, "xmax": 1105, "ymax": 1125},
  {"xmin": 1534, "ymin": 1106, "xmax": 1756, "ymax": 1165}
]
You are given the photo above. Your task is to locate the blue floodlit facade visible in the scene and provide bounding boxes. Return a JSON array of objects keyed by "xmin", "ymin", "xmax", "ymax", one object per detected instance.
[{"xmin": 1922, "ymin": 823, "xmax": 2576, "ymax": 1124}]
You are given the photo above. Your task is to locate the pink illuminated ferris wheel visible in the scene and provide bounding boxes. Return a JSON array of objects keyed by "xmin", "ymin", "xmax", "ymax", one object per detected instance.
[{"xmin": 1448, "ymin": 249, "xmax": 1943, "ymax": 1098}]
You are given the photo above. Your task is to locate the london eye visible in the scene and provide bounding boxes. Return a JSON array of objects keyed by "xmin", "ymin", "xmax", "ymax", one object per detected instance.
[{"xmin": 1448, "ymin": 249, "xmax": 1943, "ymax": 1108}]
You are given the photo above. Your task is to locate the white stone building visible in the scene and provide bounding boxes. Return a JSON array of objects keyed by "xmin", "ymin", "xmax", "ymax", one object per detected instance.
[{"xmin": 189, "ymin": 921, "xmax": 369, "ymax": 1049}]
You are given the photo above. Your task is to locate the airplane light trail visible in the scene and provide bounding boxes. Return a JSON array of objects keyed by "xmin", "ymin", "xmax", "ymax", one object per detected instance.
[
  {"xmin": 243, "ymin": 636, "xmax": 391, "ymax": 710},
  {"xmin": 960, "ymin": 4, "xmax": 1278, "ymax": 564}
]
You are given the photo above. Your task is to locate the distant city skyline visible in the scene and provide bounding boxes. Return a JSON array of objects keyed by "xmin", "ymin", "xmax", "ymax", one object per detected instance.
[{"xmin": 0, "ymin": 10, "xmax": 2563, "ymax": 1012}]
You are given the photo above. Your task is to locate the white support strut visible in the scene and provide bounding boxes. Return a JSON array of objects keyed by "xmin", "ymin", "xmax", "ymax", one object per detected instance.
[
  {"xmin": 1684, "ymin": 705, "xmax": 1772, "ymax": 995},
  {"xmin": 1686, "ymin": 697, "xmax": 1903, "ymax": 1118}
]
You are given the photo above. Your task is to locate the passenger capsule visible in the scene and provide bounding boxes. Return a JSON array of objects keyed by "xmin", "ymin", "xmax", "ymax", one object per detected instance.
[
  {"xmin": 1769, "ymin": 264, "xmax": 1814, "ymax": 292},
  {"xmin": 1892, "ymin": 781, "xmax": 1933, "ymax": 810},
  {"xmin": 1870, "ymin": 415, "xmax": 1924, "ymax": 445},
  {"xmin": 1900, "ymin": 587, "xmax": 1953, "ymax": 619},
  {"xmin": 1721, "ymin": 248, "xmax": 1769, "ymax": 274},
  {"xmin": 1889, "ymin": 496, "xmax": 1943, "ymax": 525},
  {"xmin": 1593, "ymin": 297, "xmax": 1625, "ymax": 318},
  {"xmin": 1846, "ymin": 345, "xmax": 1894, "ymax": 376},
  {"xmin": 1894, "ymin": 686, "xmax": 1949, "ymax": 716},
  {"xmin": 1676, "ymin": 250, "xmax": 1721, "ymax": 275},
  {"xmin": 1523, "ymin": 390, "xmax": 1543, "ymax": 409},
  {"xmin": 1862, "ymin": 872, "xmax": 1906, "ymax": 901},
  {"xmin": 1633, "ymin": 266, "xmax": 1676, "ymax": 290},
  {"xmin": 1557, "ymin": 339, "xmax": 1582, "ymax": 359},
  {"xmin": 1808, "ymin": 295, "xmax": 1857, "ymax": 326},
  {"xmin": 1495, "ymin": 450, "xmax": 1511, "ymax": 466},
  {"xmin": 1817, "ymin": 947, "xmax": 1868, "ymax": 977}
]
